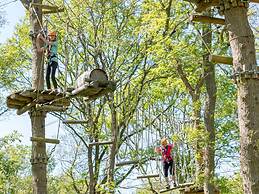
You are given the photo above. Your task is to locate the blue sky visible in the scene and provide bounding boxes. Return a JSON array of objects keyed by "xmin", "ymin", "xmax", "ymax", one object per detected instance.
[{"xmin": 0, "ymin": 1, "xmax": 25, "ymax": 43}]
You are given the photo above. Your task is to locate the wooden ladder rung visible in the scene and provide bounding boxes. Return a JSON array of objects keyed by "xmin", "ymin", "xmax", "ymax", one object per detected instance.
[
  {"xmin": 42, "ymin": 8, "xmax": 65, "ymax": 14},
  {"xmin": 63, "ymin": 120, "xmax": 88, "ymax": 124},
  {"xmin": 137, "ymin": 174, "xmax": 159, "ymax": 179},
  {"xmin": 36, "ymin": 104, "xmax": 68, "ymax": 112},
  {"xmin": 88, "ymin": 141, "xmax": 113, "ymax": 146},
  {"xmin": 209, "ymin": 55, "xmax": 233, "ymax": 65},
  {"xmin": 30, "ymin": 2, "xmax": 59, "ymax": 10},
  {"xmin": 30, "ymin": 137, "xmax": 60, "ymax": 144},
  {"xmin": 190, "ymin": 15, "xmax": 225, "ymax": 25}
]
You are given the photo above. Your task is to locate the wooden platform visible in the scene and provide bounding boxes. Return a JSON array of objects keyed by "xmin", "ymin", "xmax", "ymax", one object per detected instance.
[
  {"xmin": 6, "ymin": 89, "xmax": 70, "ymax": 115},
  {"xmin": 71, "ymin": 80, "xmax": 116, "ymax": 99}
]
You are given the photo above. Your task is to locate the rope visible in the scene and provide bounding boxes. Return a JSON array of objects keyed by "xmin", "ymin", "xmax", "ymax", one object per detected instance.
[{"xmin": 48, "ymin": 114, "xmax": 61, "ymax": 159}]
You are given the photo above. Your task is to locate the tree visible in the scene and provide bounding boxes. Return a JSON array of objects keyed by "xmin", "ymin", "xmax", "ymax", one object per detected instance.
[
  {"xmin": 0, "ymin": 132, "xmax": 31, "ymax": 193},
  {"xmin": 202, "ymin": 10, "xmax": 216, "ymax": 194},
  {"xmin": 223, "ymin": 2, "xmax": 259, "ymax": 193}
]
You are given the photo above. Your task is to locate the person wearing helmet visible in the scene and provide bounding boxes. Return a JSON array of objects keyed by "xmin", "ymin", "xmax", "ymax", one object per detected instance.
[
  {"xmin": 37, "ymin": 31, "xmax": 58, "ymax": 90},
  {"xmin": 155, "ymin": 137, "xmax": 177, "ymax": 189}
]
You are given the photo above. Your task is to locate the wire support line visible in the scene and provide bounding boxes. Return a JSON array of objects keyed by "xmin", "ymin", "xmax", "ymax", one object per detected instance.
[{"xmin": 0, "ymin": 0, "xmax": 17, "ymax": 9}]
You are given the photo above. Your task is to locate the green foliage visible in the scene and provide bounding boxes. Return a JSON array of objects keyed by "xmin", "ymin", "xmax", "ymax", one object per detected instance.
[
  {"xmin": 216, "ymin": 174, "xmax": 243, "ymax": 194},
  {"xmin": 0, "ymin": 17, "xmax": 31, "ymax": 89},
  {"xmin": 0, "ymin": 132, "xmax": 31, "ymax": 193},
  {"xmin": 0, "ymin": 0, "xmax": 244, "ymax": 193}
]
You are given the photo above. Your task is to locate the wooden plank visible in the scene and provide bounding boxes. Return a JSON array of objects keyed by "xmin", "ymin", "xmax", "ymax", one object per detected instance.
[
  {"xmin": 63, "ymin": 120, "xmax": 88, "ymax": 124},
  {"xmin": 10, "ymin": 93, "xmax": 32, "ymax": 103},
  {"xmin": 84, "ymin": 81, "xmax": 116, "ymax": 101},
  {"xmin": 116, "ymin": 160, "xmax": 139, "ymax": 166},
  {"xmin": 19, "ymin": 90, "xmax": 37, "ymax": 98},
  {"xmin": 7, "ymin": 103, "xmax": 21, "ymax": 109},
  {"xmin": 31, "ymin": 137, "xmax": 60, "ymax": 144},
  {"xmin": 30, "ymin": 3, "xmax": 59, "ymax": 10},
  {"xmin": 7, "ymin": 98, "xmax": 26, "ymax": 106},
  {"xmin": 209, "ymin": 55, "xmax": 233, "ymax": 65},
  {"xmin": 116, "ymin": 156, "xmax": 157, "ymax": 166},
  {"xmin": 71, "ymin": 85, "xmax": 102, "ymax": 96},
  {"xmin": 190, "ymin": 15, "xmax": 225, "ymax": 25},
  {"xmin": 88, "ymin": 141, "xmax": 113, "ymax": 146},
  {"xmin": 42, "ymin": 8, "xmax": 64, "ymax": 14},
  {"xmin": 160, "ymin": 182, "xmax": 195, "ymax": 193},
  {"xmin": 17, "ymin": 101, "xmax": 37, "ymax": 115},
  {"xmin": 137, "ymin": 174, "xmax": 159, "ymax": 179},
  {"xmin": 35, "ymin": 104, "xmax": 68, "ymax": 112},
  {"xmin": 251, "ymin": 0, "xmax": 259, "ymax": 3}
]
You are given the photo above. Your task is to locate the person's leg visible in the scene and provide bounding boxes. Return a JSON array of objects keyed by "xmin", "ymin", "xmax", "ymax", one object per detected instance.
[
  {"xmin": 50, "ymin": 61, "xmax": 58, "ymax": 89},
  {"xmin": 169, "ymin": 160, "xmax": 176, "ymax": 186},
  {"xmin": 163, "ymin": 162, "xmax": 170, "ymax": 189},
  {"xmin": 46, "ymin": 63, "xmax": 51, "ymax": 89}
]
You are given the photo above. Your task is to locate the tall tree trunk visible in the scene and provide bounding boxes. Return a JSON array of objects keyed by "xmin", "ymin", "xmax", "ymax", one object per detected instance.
[
  {"xmin": 107, "ymin": 96, "xmax": 118, "ymax": 193},
  {"xmin": 224, "ymin": 5, "xmax": 259, "ymax": 193},
  {"xmin": 176, "ymin": 63, "xmax": 203, "ymax": 182},
  {"xmin": 28, "ymin": 1, "xmax": 47, "ymax": 193},
  {"xmin": 202, "ymin": 10, "xmax": 216, "ymax": 194},
  {"xmin": 88, "ymin": 144, "xmax": 95, "ymax": 194},
  {"xmin": 192, "ymin": 96, "xmax": 203, "ymax": 182},
  {"xmin": 87, "ymin": 103, "xmax": 96, "ymax": 194}
]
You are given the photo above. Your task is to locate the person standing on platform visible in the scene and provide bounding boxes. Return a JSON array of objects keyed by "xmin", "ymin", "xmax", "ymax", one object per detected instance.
[
  {"xmin": 155, "ymin": 137, "xmax": 177, "ymax": 189},
  {"xmin": 36, "ymin": 31, "xmax": 58, "ymax": 91}
]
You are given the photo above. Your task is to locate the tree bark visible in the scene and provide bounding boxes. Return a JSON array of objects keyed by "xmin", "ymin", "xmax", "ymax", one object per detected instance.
[
  {"xmin": 30, "ymin": 111, "xmax": 47, "ymax": 194},
  {"xmin": 87, "ymin": 103, "xmax": 96, "ymax": 194},
  {"xmin": 225, "ymin": 5, "xmax": 259, "ymax": 194},
  {"xmin": 202, "ymin": 10, "xmax": 216, "ymax": 194},
  {"xmin": 107, "ymin": 95, "xmax": 118, "ymax": 193},
  {"xmin": 26, "ymin": 0, "xmax": 47, "ymax": 193},
  {"xmin": 192, "ymin": 96, "xmax": 203, "ymax": 181},
  {"xmin": 176, "ymin": 63, "xmax": 204, "ymax": 182}
]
